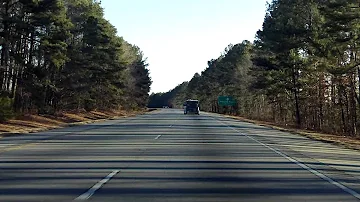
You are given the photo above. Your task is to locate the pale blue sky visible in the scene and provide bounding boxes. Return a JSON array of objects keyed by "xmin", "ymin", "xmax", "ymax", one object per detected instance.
[{"xmin": 101, "ymin": 0, "xmax": 269, "ymax": 93}]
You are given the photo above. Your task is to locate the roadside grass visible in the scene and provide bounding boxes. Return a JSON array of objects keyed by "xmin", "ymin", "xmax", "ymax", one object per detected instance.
[
  {"xmin": 224, "ymin": 114, "xmax": 360, "ymax": 151},
  {"xmin": 0, "ymin": 109, "xmax": 151, "ymax": 137}
]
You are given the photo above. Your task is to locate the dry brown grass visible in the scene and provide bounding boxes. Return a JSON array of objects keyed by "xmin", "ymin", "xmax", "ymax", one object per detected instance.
[
  {"xmin": 23, "ymin": 115, "xmax": 65, "ymax": 125},
  {"xmin": 7, "ymin": 120, "xmax": 54, "ymax": 128},
  {"xmin": 0, "ymin": 124, "xmax": 23, "ymax": 133},
  {"xmin": 61, "ymin": 113, "xmax": 92, "ymax": 122},
  {"xmin": 0, "ymin": 109, "xmax": 148, "ymax": 137}
]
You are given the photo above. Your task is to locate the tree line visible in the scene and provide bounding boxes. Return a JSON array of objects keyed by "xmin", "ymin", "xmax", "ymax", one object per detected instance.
[
  {"xmin": 0, "ymin": 0, "xmax": 151, "ymax": 121},
  {"xmin": 149, "ymin": 0, "xmax": 360, "ymax": 137}
]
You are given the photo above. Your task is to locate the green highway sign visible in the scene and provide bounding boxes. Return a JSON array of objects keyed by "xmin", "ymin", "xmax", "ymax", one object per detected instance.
[{"xmin": 218, "ymin": 96, "xmax": 237, "ymax": 106}]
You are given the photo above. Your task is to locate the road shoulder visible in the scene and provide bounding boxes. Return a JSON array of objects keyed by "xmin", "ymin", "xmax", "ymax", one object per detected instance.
[{"xmin": 220, "ymin": 114, "xmax": 360, "ymax": 151}]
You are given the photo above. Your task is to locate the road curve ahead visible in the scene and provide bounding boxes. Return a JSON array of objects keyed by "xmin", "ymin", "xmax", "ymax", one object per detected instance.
[{"xmin": 1, "ymin": 109, "xmax": 360, "ymax": 201}]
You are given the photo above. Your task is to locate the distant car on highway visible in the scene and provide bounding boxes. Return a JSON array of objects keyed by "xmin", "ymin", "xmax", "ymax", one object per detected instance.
[{"xmin": 184, "ymin": 99, "xmax": 200, "ymax": 115}]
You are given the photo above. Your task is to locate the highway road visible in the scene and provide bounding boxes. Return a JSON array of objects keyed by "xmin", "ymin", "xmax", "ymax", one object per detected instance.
[{"xmin": 1, "ymin": 109, "xmax": 360, "ymax": 201}]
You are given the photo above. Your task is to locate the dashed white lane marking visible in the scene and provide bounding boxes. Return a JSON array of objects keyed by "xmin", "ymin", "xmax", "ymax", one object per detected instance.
[
  {"xmin": 155, "ymin": 135, "xmax": 162, "ymax": 140},
  {"xmin": 75, "ymin": 170, "xmax": 120, "ymax": 200},
  {"xmin": 215, "ymin": 118, "xmax": 360, "ymax": 200}
]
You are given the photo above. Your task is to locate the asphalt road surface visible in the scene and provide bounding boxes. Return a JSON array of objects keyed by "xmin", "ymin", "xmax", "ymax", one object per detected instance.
[{"xmin": 2, "ymin": 109, "xmax": 360, "ymax": 201}]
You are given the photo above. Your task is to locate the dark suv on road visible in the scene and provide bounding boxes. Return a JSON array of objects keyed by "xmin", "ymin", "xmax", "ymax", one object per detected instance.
[{"xmin": 184, "ymin": 99, "xmax": 200, "ymax": 115}]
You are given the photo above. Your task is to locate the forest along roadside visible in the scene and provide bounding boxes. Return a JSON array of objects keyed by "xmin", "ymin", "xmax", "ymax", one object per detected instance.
[{"xmin": 0, "ymin": 109, "xmax": 155, "ymax": 138}]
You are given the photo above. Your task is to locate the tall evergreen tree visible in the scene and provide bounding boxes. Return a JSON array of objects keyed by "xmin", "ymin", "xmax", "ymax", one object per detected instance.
[{"xmin": 0, "ymin": 0, "xmax": 152, "ymax": 121}]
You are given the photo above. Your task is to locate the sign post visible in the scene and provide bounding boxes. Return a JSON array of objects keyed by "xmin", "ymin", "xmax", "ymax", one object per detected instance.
[
  {"xmin": 217, "ymin": 96, "xmax": 237, "ymax": 114},
  {"xmin": 217, "ymin": 96, "xmax": 236, "ymax": 106}
]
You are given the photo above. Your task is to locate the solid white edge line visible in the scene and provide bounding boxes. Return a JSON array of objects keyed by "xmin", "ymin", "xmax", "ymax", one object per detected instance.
[
  {"xmin": 75, "ymin": 170, "xmax": 120, "ymax": 200},
  {"xmin": 155, "ymin": 135, "xmax": 162, "ymax": 140},
  {"xmin": 215, "ymin": 118, "xmax": 360, "ymax": 200}
]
